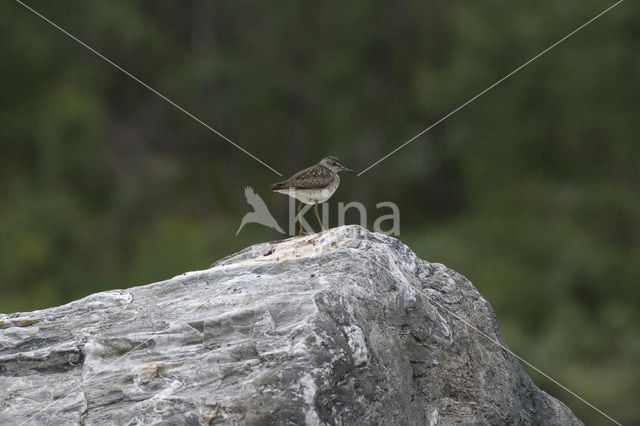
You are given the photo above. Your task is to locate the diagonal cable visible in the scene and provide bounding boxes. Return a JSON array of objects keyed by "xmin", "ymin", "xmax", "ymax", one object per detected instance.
[
  {"xmin": 409, "ymin": 283, "xmax": 622, "ymax": 425},
  {"xmin": 358, "ymin": 0, "xmax": 624, "ymax": 176},
  {"xmin": 16, "ymin": 241, "xmax": 622, "ymax": 425},
  {"xmin": 15, "ymin": 0, "xmax": 283, "ymax": 176}
]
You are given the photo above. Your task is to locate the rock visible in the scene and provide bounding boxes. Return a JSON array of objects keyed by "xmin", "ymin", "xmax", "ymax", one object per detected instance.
[{"xmin": 0, "ymin": 225, "xmax": 581, "ymax": 425}]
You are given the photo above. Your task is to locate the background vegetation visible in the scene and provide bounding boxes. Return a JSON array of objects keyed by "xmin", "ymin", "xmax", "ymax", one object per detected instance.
[{"xmin": 1, "ymin": 0, "xmax": 638, "ymax": 423}]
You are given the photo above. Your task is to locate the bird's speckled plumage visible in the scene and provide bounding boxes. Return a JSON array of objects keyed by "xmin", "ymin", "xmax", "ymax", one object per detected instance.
[
  {"xmin": 272, "ymin": 163, "xmax": 337, "ymax": 191},
  {"xmin": 272, "ymin": 156, "xmax": 354, "ymax": 205}
]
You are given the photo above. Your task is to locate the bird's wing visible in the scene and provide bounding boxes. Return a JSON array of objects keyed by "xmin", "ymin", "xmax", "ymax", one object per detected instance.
[
  {"xmin": 245, "ymin": 186, "xmax": 269, "ymax": 210},
  {"xmin": 244, "ymin": 186, "xmax": 255, "ymax": 200},
  {"xmin": 273, "ymin": 165, "xmax": 333, "ymax": 190}
]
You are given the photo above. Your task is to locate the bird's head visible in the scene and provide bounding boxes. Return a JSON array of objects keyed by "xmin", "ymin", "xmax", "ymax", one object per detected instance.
[{"xmin": 319, "ymin": 156, "xmax": 356, "ymax": 174}]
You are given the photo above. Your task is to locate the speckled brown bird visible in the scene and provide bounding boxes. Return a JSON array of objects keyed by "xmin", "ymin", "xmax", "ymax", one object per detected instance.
[{"xmin": 272, "ymin": 156, "xmax": 355, "ymax": 234}]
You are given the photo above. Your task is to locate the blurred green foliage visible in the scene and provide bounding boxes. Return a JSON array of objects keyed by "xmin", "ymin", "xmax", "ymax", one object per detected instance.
[{"xmin": 1, "ymin": 0, "xmax": 638, "ymax": 423}]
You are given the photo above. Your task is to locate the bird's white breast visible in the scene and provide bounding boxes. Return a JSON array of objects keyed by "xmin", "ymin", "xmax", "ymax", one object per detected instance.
[{"xmin": 276, "ymin": 179, "xmax": 339, "ymax": 204}]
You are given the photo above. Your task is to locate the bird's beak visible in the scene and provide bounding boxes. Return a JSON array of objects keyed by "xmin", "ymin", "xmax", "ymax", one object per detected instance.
[{"xmin": 341, "ymin": 166, "xmax": 357, "ymax": 174}]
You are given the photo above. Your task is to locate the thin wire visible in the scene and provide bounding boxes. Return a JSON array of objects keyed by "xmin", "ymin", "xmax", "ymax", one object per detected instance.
[
  {"xmin": 358, "ymin": 0, "xmax": 624, "ymax": 176},
  {"xmin": 410, "ymin": 284, "xmax": 622, "ymax": 425},
  {"xmin": 15, "ymin": 0, "xmax": 283, "ymax": 177},
  {"xmin": 18, "ymin": 262, "xmax": 621, "ymax": 425},
  {"xmin": 13, "ymin": 1, "xmax": 623, "ymax": 423}
]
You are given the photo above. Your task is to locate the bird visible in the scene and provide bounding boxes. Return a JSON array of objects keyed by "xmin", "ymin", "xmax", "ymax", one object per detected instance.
[
  {"xmin": 236, "ymin": 186, "xmax": 285, "ymax": 235},
  {"xmin": 272, "ymin": 156, "xmax": 356, "ymax": 234}
]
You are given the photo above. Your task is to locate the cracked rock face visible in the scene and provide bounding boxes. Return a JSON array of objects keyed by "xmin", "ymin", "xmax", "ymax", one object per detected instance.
[{"xmin": 0, "ymin": 225, "xmax": 581, "ymax": 425}]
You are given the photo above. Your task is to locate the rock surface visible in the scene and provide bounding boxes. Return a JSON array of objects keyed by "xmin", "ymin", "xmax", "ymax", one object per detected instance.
[{"xmin": 0, "ymin": 225, "xmax": 581, "ymax": 425}]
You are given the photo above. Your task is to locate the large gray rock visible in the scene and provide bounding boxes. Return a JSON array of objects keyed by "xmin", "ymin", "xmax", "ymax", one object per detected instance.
[{"xmin": 0, "ymin": 225, "xmax": 580, "ymax": 425}]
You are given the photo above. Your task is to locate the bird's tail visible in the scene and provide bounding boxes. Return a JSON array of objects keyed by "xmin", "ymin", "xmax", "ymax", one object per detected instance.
[
  {"xmin": 271, "ymin": 182, "xmax": 286, "ymax": 191},
  {"xmin": 271, "ymin": 222, "xmax": 286, "ymax": 234}
]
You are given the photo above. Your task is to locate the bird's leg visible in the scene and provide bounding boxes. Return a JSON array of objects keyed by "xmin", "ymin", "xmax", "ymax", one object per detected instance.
[
  {"xmin": 314, "ymin": 202, "xmax": 325, "ymax": 231},
  {"xmin": 297, "ymin": 202, "xmax": 308, "ymax": 235}
]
